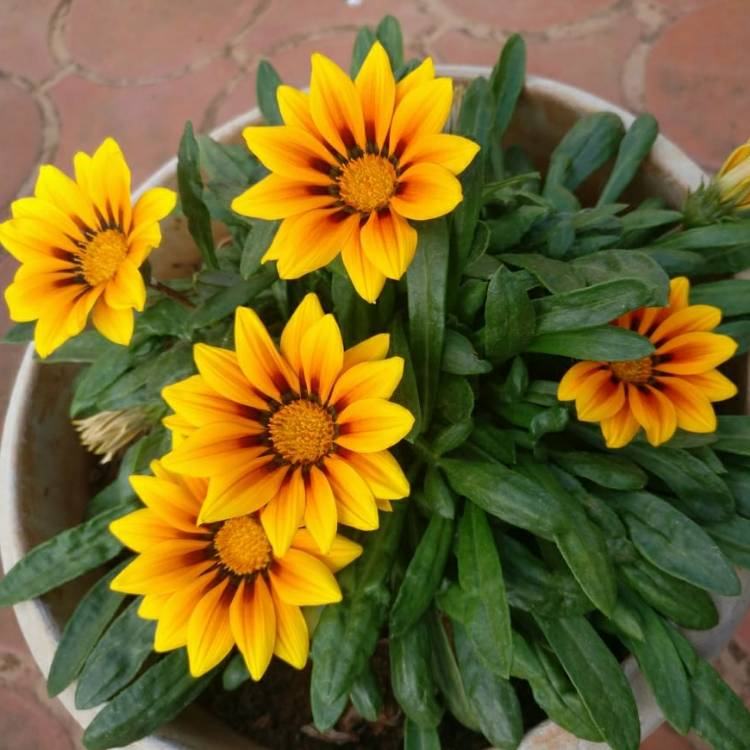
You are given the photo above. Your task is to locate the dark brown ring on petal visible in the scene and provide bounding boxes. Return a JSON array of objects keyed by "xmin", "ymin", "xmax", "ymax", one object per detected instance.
[{"xmin": 340, "ymin": 127, "xmax": 357, "ymax": 152}]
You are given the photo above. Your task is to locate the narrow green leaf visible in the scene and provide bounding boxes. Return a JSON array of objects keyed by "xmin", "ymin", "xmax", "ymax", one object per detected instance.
[
  {"xmin": 484, "ymin": 264, "xmax": 535, "ymax": 364},
  {"xmin": 489, "ymin": 33, "xmax": 526, "ymax": 139},
  {"xmin": 442, "ymin": 329, "xmax": 492, "ymax": 375},
  {"xmin": 350, "ymin": 26, "xmax": 376, "ymax": 77},
  {"xmin": 375, "ymin": 15, "xmax": 404, "ymax": 70},
  {"xmin": 713, "ymin": 415, "xmax": 750, "ymax": 457},
  {"xmin": 349, "ymin": 663, "xmax": 382, "ymax": 722},
  {"xmin": 691, "ymin": 278, "xmax": 750, "ymax": 316},
  {"xmin": 3, "ymin": 321, "xmax": 34, "ymax": 343},
  {"xmin": 221, "ymin": 652, "xmax": 250, "ymax": 691},
  {"xmin": 239, "ymin": 220, "xmax": 279, "ymax": 278},
  {"xmin": 552, "ymin": 451, "xmax": 646, "ymax": 490},
  {"xmin": 644, "ymin": 220, "xmax": 750, "ymax": 253},
  {"xmin": 177, "ymin": 122, "xmax": 217, "ymax": 269},
  {"xmin": 82, "ymin": 649, "xmax": 216, "ymax": 750},
  {"xmin": 403, "ymin": 718, "xmax": 441, "ymax": 750},
  {"xmin": 256, "ymin": 60, "xmax": 283, "ymax": 125},
  {"xmin": 705, "ymin": 514, "xmax": 750, "ymax": 568},
  {"xmin": 499, "ymin": 252, "xmax": 584, "ymax": 293},
  {"xmin": 528, "ymin": 326, "xmax": 654, "ymax": 361},
  {"xmin": 0, "ymin": 504, "xmax": 131, "ymax": 606},
  {"xmin": 389, "ymin": 315, "xmax": 422, "ymax": 441},
  {"xmin": 435, "ymin": 375, "xmax": 474, "ymax": 424},
  {"xmin": 71, "ymin": 348, "xmax": 134, "ymax": 417},
  {"xmin": 188, "ymin": 270, "xmax": 275, "ymax": 328}
]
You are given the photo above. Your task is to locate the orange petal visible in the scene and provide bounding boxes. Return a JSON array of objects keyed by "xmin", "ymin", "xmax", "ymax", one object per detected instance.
[
  {"xmin": 329, "ymin": 357, "xmax": 404, "ymax": 410},
  {"xmin": 277, "ymin": 86, "xmax": 318, "ymax": 135},
  {"xmin": 655, "ymin": 377, "xmax": 717, "ymax": 433},
  {"xmin": 600, "ymin": 402, "xmax": 641, "ymax": 449},
  {"xmin": 682, "ymin": 369, "xmax": 738, "ymax": 402},
  {"xmin": 336, "ymin": 448, "xmax": 409, "ymax": 500},
  {"xmin": 154, "ymin": 572, "xmax": 216, "ymax": 652},
  {"xmin": 304, "ymin": 466, "xmax": 338, "ymax": 554},
  {"xmin": 360, "ymin": 208, "xmax": 417, "ymax": 280},
  {"xmin": 323, "ymin": 454, "xmax": 379, "ymax": 531},
  {"xmin": 650, "ymin": 305, "xmax": 722, "ymax": 345},
  {"xmin": 355, "ymin": 42, "xmax": 395, "ymax": 149},
  {"xmin": 231, "ymin": 173, "xmax": 334, "ymax": 220},
  {"xmin": 627, "ymin": 383, "xmax": 677, "ymax": 447},
  {"xmin": 229, "ymin": 578, "xmax": 276, "ymax": 681},
  {"xmin": 270, "ymin": 589, "xmax": 309, "ymax": 669},
  {"xmin": 668, "ymin": 277, "xmax": 690, "ymax": 312},
  {"xmin": 389, "ymin": 77, "xmax": 452, "ymax": 155},
  {"xmin": 341, "ymin": 227, "xmax": 387, "ymax": 303},
  {"xmin": 342, "ymin": 333, "xmax": 390, "ymax": 371},
  {"xmin": 336, "ymin": 398, "xmax": 414, "ymax": 453},
  {"xmin": 269, "ymin": 549, "xmax": 342, "ymax": 606},
  {"xmin": 300, "ymin": 314, "xmax": 344, "ymax": 404},
  {"xmin": 655, "ymin": 332, "xmax": 737, "ymax": 374},
  {"xmin": 290, "ymin": 528, "xmax": 363, "ymax": 573},
  {"xmin": 390, "ymin": 162, "xmax": 463, "ymax": 221},
  {"xmin": 576, "ymin": 378, "xmax": 625, "ymax": 423},
  {"xmin": 280, "ymin": 292, "xmax": 325, "ymax": 378},
  {"xmin": 193, "ymin": 344, "xmax": 267, "ymax": 410},
  {"xmin": 109, "ymin": 508, "xmax": 184, "ymax": 553},
  {"xmin": 399, "ymin": 133, "xmax": 480, "ymax": 175},
  {"xmin": 558, "ymin": 361, "xmax": 606, "ymax": 401},
  {"xmin": 395, "ymin": 58, "xmax": 435, "ymax": 105},
  {"xmin": 186, "ymin": 577, "xmax": 235, "ymax": 676},
  {"xmin": 261, "ymin": 468, "xmax": 305, "ymax": 557},
  {"xmin": 90, "ymin": 298, "xmax": 134, "ymax": 348}
]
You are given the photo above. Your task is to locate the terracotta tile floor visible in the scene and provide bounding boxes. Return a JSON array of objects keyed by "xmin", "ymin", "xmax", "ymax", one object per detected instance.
[{"xmin": 1, "ymin": 1, "xmax": 750, "ymax": 748}]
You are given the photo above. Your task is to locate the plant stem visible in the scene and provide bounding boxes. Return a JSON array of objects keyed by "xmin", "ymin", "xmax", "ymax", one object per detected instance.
[{"xmin": 150, "ymin": 280, "xmax": 195, "ymax": 309}]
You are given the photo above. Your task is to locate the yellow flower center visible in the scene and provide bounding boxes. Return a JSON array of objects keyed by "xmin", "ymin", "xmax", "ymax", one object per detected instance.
[
  {"xmin": 214, "ymin": 516, "xmax": 273, "ymax": 576},
  {"xmin": 610, "ymin": 356, "xmax": 653, "ymax": 384},
  {"xmin": 268, "ymin": 398, "xmax": 335, "ymax": 465},
  {"xmin": 80, "ymin": 229, "xmax": 129, "ymax": 286},
  {"xmin": 337, "ymin": 154, "xmax": 397, "ymax": 213}
]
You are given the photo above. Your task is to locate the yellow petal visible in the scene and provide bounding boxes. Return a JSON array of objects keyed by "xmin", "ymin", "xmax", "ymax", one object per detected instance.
[
  {"xmin": 395, "ymin": 58, "xmax": 435, "ymax": 105},
  {"xmin": 400, "ymin": 133, "xmax": 480, "ymax": 175},
  {"xmin": 132, "ymin": 186, "xmax": 176, "ymax": 227},
  {"xmin": 656, "ymin": 377, "xmax": 717, "ymax": 433},
  {"xmin": 359, "ymin": 208, "xmax": 417, "ymax": 280},
  {"xmin": 10, "ymin": 195, "xmax": 85, "ymax": 242},
  {"xmin": 338, "ymin": 449, "xmax": 409, "ymax": 500},
  {"xmin": 230, "ymin": 578, "xmax": 276, "ymax": 681},
  {"xmin": 5, "ymin": 272, "xmax": 79, "ymax": 322},
  {"xmin": 558, "ymin": 361, "xmax": 605, "ymax": 401},
  {"xmin": 300, "ymin": 314, "xmax": 344, "ymax": 404},
  {"xmin": 324, "ymin": 454, "xmax": 379, "ymax": 531},
  {"xmin": 390, "ymin": 162, "xmax": 463, "ymax": 221},
  {"xmin": 89, "ymin": 137, "xmax": 133, "ymax": 232},
  {"xmin": 655, "ymin": 332, "xmax": 737, "ymax": 375},
  {"xmin": 600, "ymin": 403, "xmax": 640, "ymax": 449},
  {"xmin": 683, "ymin": 369, "xmax": 738, "ymax": 402},
  {"xmin": 260, "ymin": 468, "xmax": 305, "ymax": 558},
  {"xmin": 34, "ymin": 164, "xmax": 99, "ymax": 231},
  {"xmin": 355, "ymin": 41, "xmax": 395, "ymax": 149},
  {"xmin": 277, "ymin": 85, "xmax": 318, "ymax": 134},
  {"xmin": 336, "ymin": 398, "xmax": 415, "ymax": 452},
  {"xmin": 193, "ymin": 344, "xmax": 267, "ymax": 409},
  {"xmin": 577, "ymin": 378, "xmax": 626, "ymax": 422},
  {"xmin": 32, "ymin": 286, "xmax": 89, "ymax": 358},
  {"xmin": 668, "ymin": 276, "xmax": 690, "ymax": 311},
  {"xmin": 129, "ymin": 474, "xmax": 201, "ymax": 531},
  {"xmin": 309, "ymin": 53, "xmax": 366, "ymax": 154},
  {"xmin": 187, "ymin": 578, "xmax": 235, "ymax": 677},
  {"xmin": 650, "ymin": 305, "xmax": 722, "ymax": 344},
  {"xmin": 329, "ymin": 357, "xmax": 404, "ymax": 410},
  {"xmin": 269, "ymin": 549, "xmax": 342, "ymax": 606},
  {"xmin": 340, "ymin": 228, "xmax": 387, "ymax": 304},
  {"xmin": 280, "ymin": 293, "xmax": 325, "ymax": 379},
  {"xmin": 627, "ymin": 383, "xmax": 677, "ymax": 447},
  {"xmin": 291, "ymin": 528, "xmax": 363, "ymax": 573},
  {"xmin": 719, "ymin": 141, "xmax": 750, "ymax": 176},
  {"xmin": 271, "ymin": 589, "xmax": 309, "ymax": 669},
  {"xmin": 304, "ymin": 466, "xmax": 338, "ymax": 554},
  {"xmin": 242, "ymin": 125, "xmax": 335, "ymax": 185},
  {"xmin": 138, "ymin": 593, "xmax": 171, "ymax": 620},
  {"xmin": 231, "ymin": 173, "xmax": 334, "ymax": 220},
  {"xmin": 235, "ymin": 306, "xmax": 298, "ymax": 402},
  {"xmin": 389, "ymin": 78, "xmax": 452, "ymax": 155},
  {"xmin": 104, "ymin": 257, "xmax": 146, "ymax": 311},
  {"xmin": 342, "ymin": 333, "xmax": 390, "ymax": 370},
  {"xmin": 109, "ymin": 508, "xmax": 182, "ymax": 553},
  {"xmin": 91, "ymin": 298, "xmax": 134, "ymax": 346},
  {"xmin": 154, "ymin": 572, "xmax": 216, "ymax": 652}
]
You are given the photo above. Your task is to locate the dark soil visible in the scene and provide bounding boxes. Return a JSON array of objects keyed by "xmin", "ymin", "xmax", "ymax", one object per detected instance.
[{"xmin": 201, "ymin": 643, "xmax": 491, "ymax": 749}]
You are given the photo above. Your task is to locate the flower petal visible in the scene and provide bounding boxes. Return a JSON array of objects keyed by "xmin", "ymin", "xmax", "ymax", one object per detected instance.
[
  {"xmin": 682, "ymin": 369, "xmax": 738, "ymax": 402},
  {"xmin": 360, "ymin": 208, "xmax": 417, "ymax": 280},
  {"xmin": 655, "ymin": 332, "xmax": 737, "ymax": 374},
  {"xmin": 600, "ymin": 403, "xmax": 640, "ymax": 449},
  {"xmin": 395, "ymin": 58, "xmax": 435, "ymax": 105},
  {"xmin": 104, "ymin": 257, "xmax": 146, "ymax": 311},
  {"xmin": 91, "ymin": 298, "xmax": 134, "ymax": 347},
  {"xmin": 389, "ymin": 78, "xmax": 452, "ymax": 156},
  {"xmin": 34, "ymin": 164, "xmax": 99, "ymax": 231},
  {"xmin": 271, "ymin": 589, "xmax": 308, "ymax": 669},
  {"xmin": 627, "ymin": 383, "xmax": 677, "ymax": 447},
  {"xmin": 577, "ymin": 378, "xmax": 625, "ymax": 422},
  {"xmin": 109, "ymin": 508, "xmax": 183, "ymax": 553},
  {"xmin": 132, "ymin": 186, "xmax": 176, "ymax": 227},
  {"xmin": 277, "ymin": 85, "xmax": 318, "ymax": 135},
  {"xmin": 355, "ymin": 42, "xmax": 395, "ymax": 149},
  {"xmin": 399, "ymin": 133, "xmax": 480, "ymax": 174},
  {"xmin": 324, "ymin": 454, "xmax": 379, "ymax": 531},
  {"xmin": 668, "ymin": 276, "xmax": 690, "ymax": 311},
  {"xmin": 300, "ymin": 314, "xmax": 344, "ymax": 404},
  {"xmin": 230, "ymin": 577, "xmax": 276, "ymax": 681},
  {"xmin": 558, "ymin": 361, "xmax": 606, "ymax": 401},
  {"xmin": 336, "ymin": 398, "xmax": 415, "ymax": 452},
  {"xmin": 231, "ymin": 173, "xmax": 334, "ymax": 220},
  {"xmin": 390, "ymin": 162, "xmax": 463, "ymax": 221},
  {"xmin": 337, "ymin": 449, "xmax": 409, "ymax": 500},
  {"xmin": 340, "ymin": 227, "xmax": 387, "ymax": 303},
  {"xmin": 154, "ymin": 572, "xmax": 216, "ymax": 652},
  {"xmin": 280, "ymin": 292, "xmax": 325, "ymax": 377},
  {"xmin": 329, "ymin": 357, "xmax": 404, "ymax": 410},
  {"xmin": 342, "ymin": 333, "xmax": 390, "ymax": 370},
  {"xmin": 129, "ymin": 474, "xmax": 202, "ymax": 530},
  {"xmin": 650, "ymin": 305, "xmax": 722, "ymax": 345},
  {"xmin": 304, "ymin": 466, "xmax": 338, "ymax": 554},
  {"xmin": 655, "ymin": 377, "xmax": 717, "ymax": 433},
  {"xmin": 193, "ymin": 344, "xmax": 267, "ymax": 409},
  {"xmin": 187, "ymin": 578, "xmax": 235, "ymax": 677},
  {"xmin": 261, "ymin": 468, "xmax": 305, "ymax": 557},
  {"xmin": 291, "ymin": 529, "xmax": 363, "ymax": 572},
  {"xmin": 269, "ymin": 549, "xmax": 342, "ymax": 606}
]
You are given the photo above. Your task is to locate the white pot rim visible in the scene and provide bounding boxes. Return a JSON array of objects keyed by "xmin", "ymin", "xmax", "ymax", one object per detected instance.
[{"xmin": 1, "ymin": 68, "xmax": 745, "ymax": 750}]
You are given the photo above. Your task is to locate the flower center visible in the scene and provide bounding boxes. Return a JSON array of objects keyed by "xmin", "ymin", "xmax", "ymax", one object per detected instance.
[
  {"xmin": 610, "ymin": 356, "xmax": 653, "ymax": 384},
  {"xmin": 79, "ymin": 229, "xmax": 129, "ymax": 286},
  {"xmin": 337, "ymin": 154, "xmax": 397, "ymax": 213},
  {"xmin": 268, "ymin": 398, "xmax": 335, "ymax": 465},
  {"xmin": 213, "ymin": 516, "xmax": 273, "ymax": 576}
]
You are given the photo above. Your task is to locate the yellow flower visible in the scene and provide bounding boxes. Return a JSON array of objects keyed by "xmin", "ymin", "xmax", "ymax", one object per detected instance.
[
  {"xmin": 231, "ymin": 43, "xmax": 479, "ymax": 302},
  {"xmin": 110, "ymin": 460, "xmax": 361, "ymax": 679},
  {"xmin": 0, "ymin": 138, "xmax": 176, "ymax": 357},
  {"xmin": 558, "ymin": 277, "xmax": 737, "ymax": 449},
  {"xmin": 160, "ymin": 292, "xmax": 414, "ymax": 556},
  {"xmin": 716, "ymin": 137, "xmax": 750, "ymax": 208}
]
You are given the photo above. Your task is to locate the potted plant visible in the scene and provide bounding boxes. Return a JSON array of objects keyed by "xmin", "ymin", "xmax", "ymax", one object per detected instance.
[{"xmin": 2, "ymin": 16, "xmax": 750, "ymax": 750}]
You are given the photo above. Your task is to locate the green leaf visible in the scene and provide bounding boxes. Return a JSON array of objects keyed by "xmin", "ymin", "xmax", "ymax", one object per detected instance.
[
  {"xmin": 389, "ymin": 315, "xmax": 422, "ymax": 441},
  {"xmin": 544, "ymin": 112, "xmax": 625, "ymax": 193},
  {"xmin": 82, "ymin": 649, "xmax": 216, "ymax": 750},
  {"xmin": 713, "ymin": 415, "xmax": 750, "ymax": 457},
  {"xmin": 533, "ymin": 279, "xmax": 651, "ymax": 334},
  {"xmin": 484, "ymin": 264, "xmax": 535, "ymax": 365},
  {"xmin": 717, "ymin": 320, "xmax": 750, "ymax": 355},
  {"xmin": 691, "ymin": 278, "xmax": 750, "ymax": 316},
  {"xmin": 489, "ymin": 33, "xmax": 526, "ymax": 139},
  {"xmin": 552, "ymin": 451, "xmax": 646, "ymax": 490},
  {"xmin": 43, "ymin": 330, "xmax": 117, "ymax": 362},
  {"xmin": 605, "ymin": 490, "xmax": 739, "ymax": 596},
  {"xmin": 422, "ymin": 467, "xmax": 457, "ymax": 519},
  {"xmin": 70, "ymin": 348, "xmax": 134, "ymax": 417},
  {"xmin": 442, "ymin": 329, "xmax": 492, "ymax": 375},
  {"xmin": 644, "ymin": 220, "xmax": 750, "ymax": 253},
  {"xmin": 536, "ymin": 615, "xmax": 640, "ymax": 750},
  {"xmin": 403, "ymin": 718, "xmax": 441, "ymax": 750},
  {"xmin": 619, "ymin": 559, "xmax": 718, "ymax": 630},
  {"xmin": 137, "ymin": 298, "xmax": 190, "ymax": 338},
  {"xmin": 456, "ymin": 503, "xmax": 512, "ymax": 677},
  {"xmin": 256, "ymin": 60, "xmax": 283, "ymax": 124},
  {"xmin": 187, "ymin": 270, "xmax": 275, "ymax": 328},
  {"xmin": 618, "ymin": 597, "xmax": 692, "ymax": 734},
  {"xmin": 3, "ymin": 321, "xmax": 34, "ymax": 343},
  {"xmin": 47, "ymin": 562, "xmax": 128, "ymax": 697},
  {"xmin": 441, "ymin": 459, "xmax": 569, "ymax": 539},
  {"xmin": 75, "ymin": 598, "xmax": 156, "ymax": 709},
  {"xmin": 239, "ymin": 220, "xmax": 280, "ymax": 278},
  {"xmin": 0, "ymin": 504, "xmax": 131, "ymax": 606},
  {"xmin": 435, "ymin": 374, "xmax": 474, "ymax": 424},
  {"xmin": 406, "ymin": 218, "xmax": 449, "ymax": 430},
  {"xmin": 597, "ymin": 114, "xmax": 658, "ymax": 205},
  {"xmin": 390, "ymin": 514, "xmax": 454, "ymax": 637},
  {"xmin": 350, "ymin": 26, "xmax": 376, "ymax": 77},
  {"xmin": 431, "ymin": 418, "xmax": 473, "ymax": 456},
  {"xmin": 177, "ymin": 122, "xmax": 217, "ymax": 269},
  {"xmin": 375, "ymin": 15, "xmax": 404, "ymax": 70},
  {"xmin": 620, "ymin": 442, "xmax": 735, "ymax": 522},
  {"xmin": 349, "ymin": 663, "xmax": 382, "ymax": 722},
  {"xmin": 499, "ymin": 253, "xmax": 584, "ymax": 293},
  {"xmin": 528, "ymin": 326, "xmax": 653, "ymax": 361},
  {"xmin": 390, "ymin": 617, "xmax": 443, "ymax": 729},
  {"xmin": 705, "ymin": 514, "xmax": 750, "ymax": 568},
  {"xmin": 221, "ymin": 652, "xmax": 249, "ymax": 691}
]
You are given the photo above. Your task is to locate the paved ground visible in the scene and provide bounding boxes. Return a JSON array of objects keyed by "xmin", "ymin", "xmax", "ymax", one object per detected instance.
[{"xmin": 1, "ymin": 1, "xmax": 750, "ymax": 748}]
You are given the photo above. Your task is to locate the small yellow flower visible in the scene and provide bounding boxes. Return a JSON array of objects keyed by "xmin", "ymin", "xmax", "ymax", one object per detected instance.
[
  {"xmin": 231, "ymin": 43, "xmax": 479, "ymax": 302},
  {"xmin": 716, "ymin": 137, "xmax": 750, "ymax": 208},
  {"xmin": 0, "ymin": 138, "xmax": 176, "ymax": 357},
  {"xmin": 110, "ymin": 460, "xmax": 362, "ymax": 679},
  {"xmin": 161, "ymin": 293, "xmax": 414, "ymax": 556},
  {"xmin": 558, "ymin": 277, "xmax": 737, "ymax": 448}
]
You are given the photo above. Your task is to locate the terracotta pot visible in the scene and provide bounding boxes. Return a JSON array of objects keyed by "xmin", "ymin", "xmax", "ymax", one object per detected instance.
[{"xmin": 2, "ymin": 67, "xmax": 749, "ymax": 750}]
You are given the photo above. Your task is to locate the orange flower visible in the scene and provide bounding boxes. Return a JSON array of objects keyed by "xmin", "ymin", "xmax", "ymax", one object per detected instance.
[
  {"xmin": 558, "ymin": 277, "xmax": 737, "ymax": 448},
  {"xmin": 231, "ymin": 43, "xmax": 479, "ymax": 302}
]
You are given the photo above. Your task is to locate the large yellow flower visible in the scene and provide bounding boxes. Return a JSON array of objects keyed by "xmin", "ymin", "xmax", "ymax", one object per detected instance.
[
  {"xmin": 0, "ymin": 138, "xmax": 176, "ymax": 357},
  {"xmin": 231, "ymin": 43, "xmax": 479, "ymax": 302},
  {"xmin": 161, "ymin": 293, "xmax": 414, "ymax": 556},
  {"xmin": 110, "ymin": 460, "xmax": 361, "ymax": 679},
  {"xmin": 558, "ymin": 277, "xmax": 737, "ymax": 448},
  {"xmin": 716, "ymin": 136, "xmax": 750, "ymax": 208}
]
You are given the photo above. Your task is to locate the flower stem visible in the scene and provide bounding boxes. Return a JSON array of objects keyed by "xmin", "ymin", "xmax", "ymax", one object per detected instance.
[{"xmin": 150, "ymin": 280, "xmax": 195, "ymax": 309}]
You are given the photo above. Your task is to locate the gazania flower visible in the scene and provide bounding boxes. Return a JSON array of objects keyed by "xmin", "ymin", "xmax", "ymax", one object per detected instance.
[
  {"xmin": 558, "ymin": 277, "xmax": 737, "ymax": 448},
  {"xmin": 161, "ymin": 292, "xmax": 414, "ymax": 556},
  {"xmin": 231, "ymin": 43, "xmax": 479, "ymax": 302},
  {"xmin": 715, "ymin": 137, "xmax": 750, "ymax": 209},
  {"xmin": 0, "ymin": 138, "xmax": 176, "ymax": 357},
  {"xmin": 110, "ymin": 460, "xmax": 361, "ymax": 679}
]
